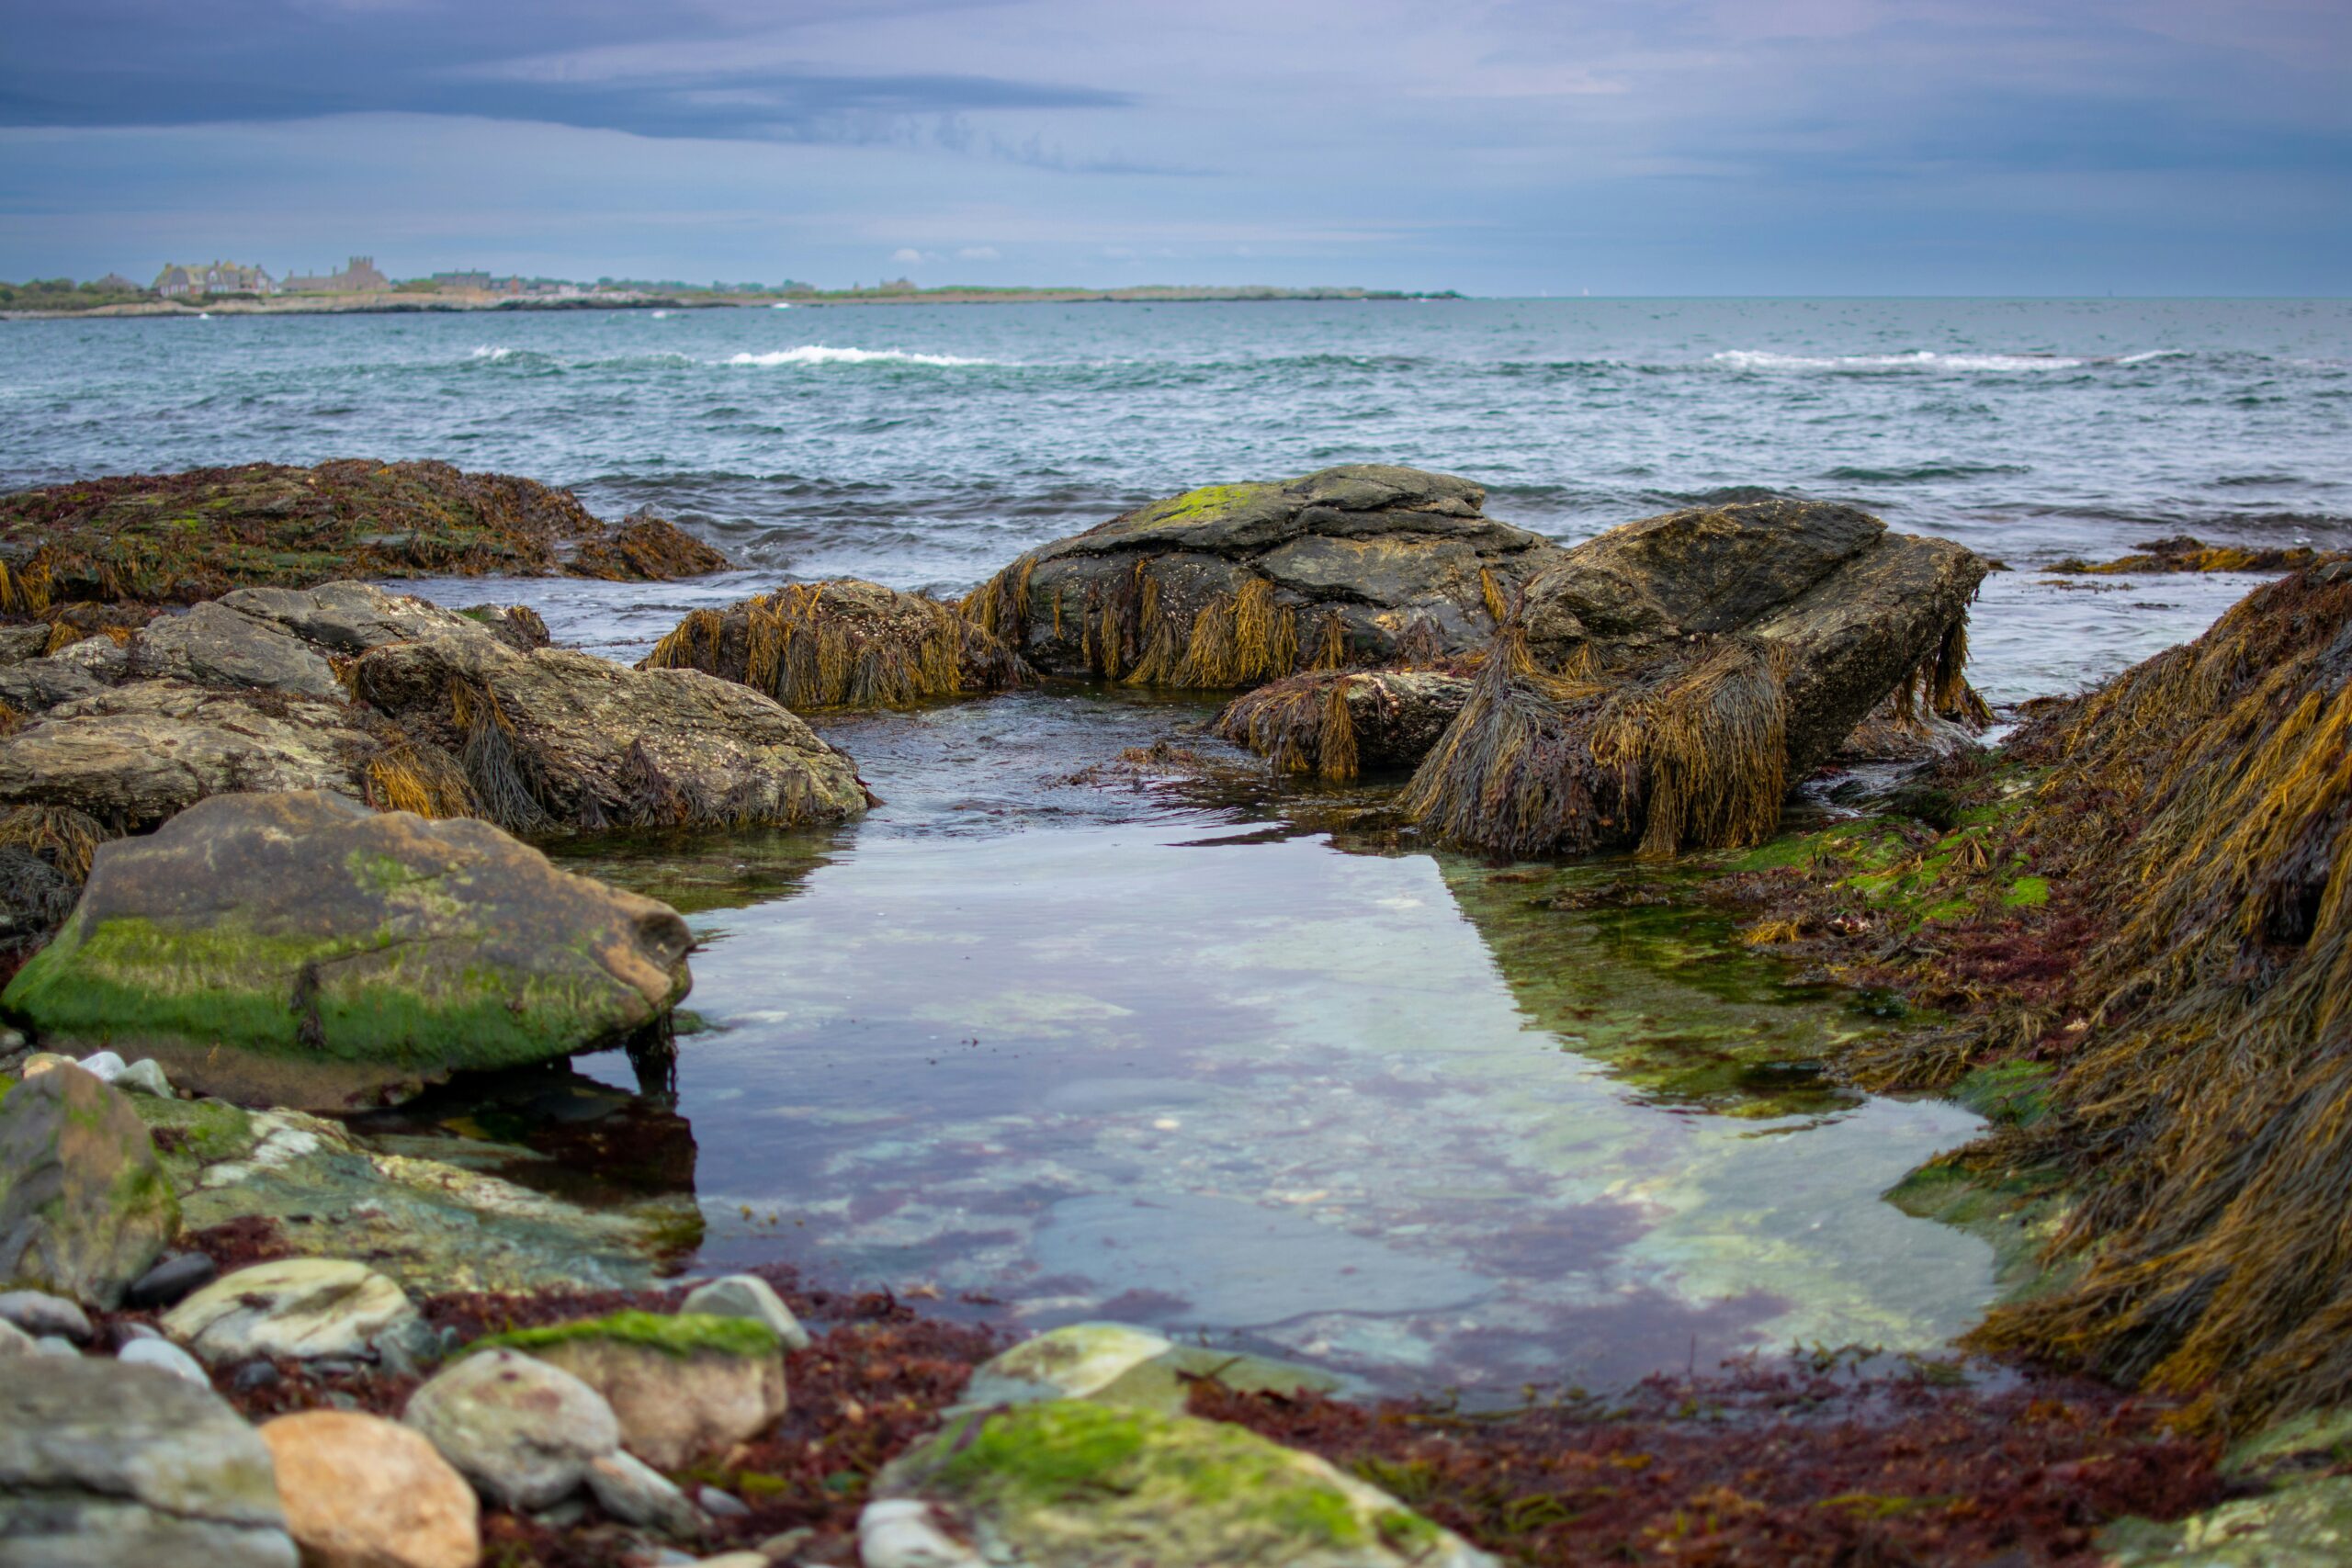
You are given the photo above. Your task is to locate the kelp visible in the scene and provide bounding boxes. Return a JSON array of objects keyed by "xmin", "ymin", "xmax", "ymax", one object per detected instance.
[
  {"xmin": 1951, "ymin": 566, "xmax": 2352, "ymax": 1429},
  {"xmin": 362, "ymin": 738, "xmax": 481, "ymax": 821},
  {"xmin": 0, "ymin": 803, "xmax": 107, "ymax": 884},
  {"xmin": 645, "ymin": 579, "xmax": 1028, "ymax": 710},
  {"xmin": 1398, "ymin": 628, "xmax": 1791, "ymax": 859},
  {"xmin": 0, "ymin": 460, "xmax": 722, "ymax": 608},
  {"xmin": 2050, "ymin": 535, "xmax": 2351, "ymax": 576},
  {"xmin": 1216, "ymin": 672, "xmax": 1364, "ymax": 780}
]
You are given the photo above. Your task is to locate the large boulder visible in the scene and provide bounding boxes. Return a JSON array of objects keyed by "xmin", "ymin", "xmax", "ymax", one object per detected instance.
[
  {"xmin": 0, "ymin": 1355, "xmax": 297, "ymax": 1566},
  {"xmin": 0, "ymin": 790, "xmax": 695, "ymax": 1108},
  {"xmin": 1396, "ymin": 499, "xmax": 1985, "ymax": 858},
  {"xmin": 0, "ymin": 581, "xmax": 870, "ymax": 838},
  {"xmin": 861, "ymin": 1399, "xmax": 1492, "ymax": 1568},
  {"xmin": 0, "ymin": 1065, "xmax": 178, "ymax": 1308},
  {"xmin": 470, "ymin": 1310, "xmax": 786, "ymax": 1470},
  {"xmin": 964, "ymin": 466, "xmax": 1561, "ymax": 684},
  {"xmin": 401, "ymin": 1348, "xmax": 621, "ymax": 1511},
  {"xmin": 643, "ymin": 578, "xmax": 1030, "ymax": 710}
]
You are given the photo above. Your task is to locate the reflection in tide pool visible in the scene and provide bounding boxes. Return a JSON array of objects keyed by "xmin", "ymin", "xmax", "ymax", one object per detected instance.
[{"xmin": 643, "ymin": 789, "xmax": 1990, "ymax": 1398}]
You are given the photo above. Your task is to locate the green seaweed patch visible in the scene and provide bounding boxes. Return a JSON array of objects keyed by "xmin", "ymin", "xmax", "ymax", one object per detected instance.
[
  {"xmin": 2003, "ymin": 875, "xmax": 2051, "ymax": 908},
  {"xmin": 131, "ymin": 1094, "xmax": 261, "ymax": 1180},
  {"xmin": 910, "ymin": 1400, "xmax": 1424, "ymax": 1559},
  {"xmin": 470, "ymin": 1308, "xmax": 779, "ymax": 1360},
  {"xmin": 1887, "ymin": 1154, "xmax": 2075, "ymax": 1303},
  {"xmin": 1128, "ymin": 481, "xmax": 1276, "ymax": 530},
  {"xmin": 1951, "ymin": 1061, "xmax": 2055, "ymax": 1128}
]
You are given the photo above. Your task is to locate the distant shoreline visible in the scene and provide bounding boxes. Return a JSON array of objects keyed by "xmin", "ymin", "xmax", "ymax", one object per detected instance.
[{"xmin": 0, "ymin": 285, "xmax": 1462, "ymax": 321}]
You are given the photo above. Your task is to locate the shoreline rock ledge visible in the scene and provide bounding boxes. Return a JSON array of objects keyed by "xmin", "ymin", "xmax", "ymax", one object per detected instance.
[{"xmin": 1, "ymin": 790, "xmax": 695, "ymax": 1109}]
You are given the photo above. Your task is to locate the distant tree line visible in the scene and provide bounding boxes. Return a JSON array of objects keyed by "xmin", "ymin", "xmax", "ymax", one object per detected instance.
[{"xmin": 0, "ymin": 276, "xmax": 157, "ymax": 310}]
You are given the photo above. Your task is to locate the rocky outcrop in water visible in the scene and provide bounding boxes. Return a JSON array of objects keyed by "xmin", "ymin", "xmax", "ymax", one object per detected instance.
[
  {"xmin": 965, "ymin": 465, "xmax": 1560, "ymax": 684},
  {"xmin": 644, "ymin": 577, "xmax": 1031, "ymax": 709},
  {"xmin": 0, "ymin": 790, "xmax": 695, "ymax": 1108},
  {"xmin": 0, "ymin": 581, "xmax": 869, "ymax": 849},
  {"xmin": 0, "ymin": 459, "xmax": 729, "ymax": 632}
]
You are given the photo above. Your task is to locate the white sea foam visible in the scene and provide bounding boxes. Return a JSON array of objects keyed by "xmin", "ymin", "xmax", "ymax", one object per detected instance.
[
  {"xmin": 470, "ymin": 344, "xmax": 516, "ymax": 362},
  {"xmin": 724, "ymin": 345, "xmax": 994, "ymax": 367},
  {"xmin": 1713, "ymin": 349, "xmax": 2096, "ymax": 372}
]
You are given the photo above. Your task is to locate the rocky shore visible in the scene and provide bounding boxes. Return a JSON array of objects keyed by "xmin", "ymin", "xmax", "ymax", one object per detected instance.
[{"xmin": 5, "ymin": 460, "xmax": 2351, "ymax": 1563}]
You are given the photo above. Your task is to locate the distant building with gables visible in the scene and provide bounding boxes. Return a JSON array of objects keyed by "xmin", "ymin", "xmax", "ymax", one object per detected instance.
[
  {"xmin": 153, "ymin": 262, "xmax": 277, "ymax": 298},
  {"xmin": 284, "ymin": 255, "xmax": 390, "ymax": 293}
]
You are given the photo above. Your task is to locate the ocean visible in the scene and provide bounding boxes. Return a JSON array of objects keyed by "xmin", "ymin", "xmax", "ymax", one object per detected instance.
[{"xmin": 7, "ymin": 297, "xmax": 2348, "ymax": 1393}]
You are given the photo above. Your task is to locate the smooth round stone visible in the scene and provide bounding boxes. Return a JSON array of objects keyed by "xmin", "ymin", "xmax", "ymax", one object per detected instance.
[
  {"xmin": 0, "ymin": 1289, "xmax": 92, "ymax": 1341},
  {"xmin": 127, "ymin": 1251, "xmax": 219, "ymax": 1310},
  {"xmin": 115, "ymin": 1058, "xmax": 176, "ymax": 1099},
  {"xmin": 401, "ymin": 1348, "xmax": 619, "ymax": 1512},
  {"xmin": 119, "ymin": 1335, "xmax": 211, "ymax": 1386},
  {"xmin": 33, "ymin": 1336, "xmax": 80, "ymax": 1358},
  {"xmin": 261, "ymin": 1410, "xmax": 481, "ymax": 1568},
  {"xmin": 681, "ymin": 1274, "xmax": 812, "ymax": 1351},
  {"xmin": 74, "ymin": 1049, "xmax": 129, "ymax": 1082},
  {"xmin": 163, "ymin": 1258, "xmax": 419, "ymax": 1364}
]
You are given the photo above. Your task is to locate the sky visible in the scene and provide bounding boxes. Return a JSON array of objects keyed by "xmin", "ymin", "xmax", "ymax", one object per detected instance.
[{"xmin": 1, "ymin": 0, "xmax": 2346, "ymax": 296}]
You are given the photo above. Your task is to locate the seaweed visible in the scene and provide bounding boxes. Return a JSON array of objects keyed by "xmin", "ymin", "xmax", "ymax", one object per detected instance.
[
  {"xmin": 361, "ymin": 738, "xmax": 481, "ymax": 821},
  {"xmin": 0, "ymin": 803, "xmax": 108, "ymax": 883},
  {"xmin": 644, "ymin": 579, "xmax": 1028, "ymax": 710},
  {"xmin": 561, "ymin": 513, "xmax": 729, "ymax": 581}
]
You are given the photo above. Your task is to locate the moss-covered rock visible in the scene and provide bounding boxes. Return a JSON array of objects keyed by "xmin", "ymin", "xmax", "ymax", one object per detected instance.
[
  {"xmin": 472, "ymin": 1310, "xmax": 786, "ymax": 1470},
  {"xmin": 953, "ymin": 1323, "xmax": 1347, "ymax": 1417},
  {"xmin": 0, "ymin": 1063, "xmax": 178, "ymax": 1306},
  {"xmin": 1, "ymin": 790, "xmax": 694, "ymax": 1109},
  {"xmin": 865, "ymin": 1399, "xmax": 1493, "ymax": 1568}
]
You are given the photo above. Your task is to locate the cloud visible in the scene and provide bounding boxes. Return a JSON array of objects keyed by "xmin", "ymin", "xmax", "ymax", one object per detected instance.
[
  {"xmin": 956, "ymin": 245, "xmax": 1001, "ymax": 260},
  {"xmin": 889, "ymin": 246, "xmax": 928, "ymax": 263}
]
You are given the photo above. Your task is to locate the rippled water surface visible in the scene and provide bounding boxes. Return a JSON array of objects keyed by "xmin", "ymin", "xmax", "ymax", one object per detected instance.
[{"xmin": 13, "ymin": 298, "xmax": 2347, "ymax": 1391}]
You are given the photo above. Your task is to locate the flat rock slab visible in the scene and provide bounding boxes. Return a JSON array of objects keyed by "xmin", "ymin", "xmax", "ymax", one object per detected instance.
[
  {"xmin": 1, "ymin": 789, "xmax": 695, "ymax": 1108},
  {"xmin": 0, "ymin": 1354, "xmax": 296, "ymax": 1566},
  {"xmin": 967, "ymin": 465, "xmax": 1562, "ymax": 683},
  {"xmin": 164, "ymin": 1258, "xmax": 419, "ymax": 1365}
]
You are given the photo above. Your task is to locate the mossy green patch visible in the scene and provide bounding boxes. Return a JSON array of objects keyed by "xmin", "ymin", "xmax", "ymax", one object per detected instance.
[
  {"xmin": 470, "ymin": 1308, "xmax": 779, "ymax": 1360},
  {"xmin": 1130, "ymin": 481, "xmax": 1277, "ymax": 530},
  {"xmin": 2002, "ymin": 875, "xmax": 2051, "ymax": 908}
]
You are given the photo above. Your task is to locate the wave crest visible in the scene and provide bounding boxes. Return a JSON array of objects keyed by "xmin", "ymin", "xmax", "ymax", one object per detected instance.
[{"xmin": 724, "ymin": 345, "xmax": 995, "ymax": 368}]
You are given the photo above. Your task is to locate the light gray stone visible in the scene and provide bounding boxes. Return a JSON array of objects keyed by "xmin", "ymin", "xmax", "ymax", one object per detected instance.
[
  {"xmin": 0, "ymin": 1319, "xmax": 29, "ymax": 1358},
  {"xmin": 32, "ymin": 1336, "xmax": 78, "ymax": 1358},
  {"xmin": 119, "ymin": 1336, "xmax": 210, "ymax": 1386},
  {"xmin": 129, "ymin": 601, "xmax": 345, "ymax": 699},
  {"xmin": 402, "ymin": 1348, "xmax": 620, "ymax": 1511},
  {"xmin": 0, "ymin": 1290, "xmax": 91, "ymax": 1342},
  {"xmin": 585, "ymin": 1450, "xmax": 705, "ymax": 1537},
  {"xmin": 113, "ymin": 1059, "xmax": 174, "ymax": 1100},
  {"xmin": 163, "ymin": 1258, "xmax": 419, "ymax": 1365},
  {"xmin": 72, "ymin": 1050, "xmax": 127, "ymax": 1082},
  {"xmin": 681, "ymin": 1274, "xmax": 811, "ymax": 1352}
]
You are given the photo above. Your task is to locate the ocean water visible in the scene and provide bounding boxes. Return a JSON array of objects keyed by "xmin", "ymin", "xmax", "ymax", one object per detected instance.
[{"xmin": 10, "ymin": 298, "xmax": 2348, "ymax": 1392}]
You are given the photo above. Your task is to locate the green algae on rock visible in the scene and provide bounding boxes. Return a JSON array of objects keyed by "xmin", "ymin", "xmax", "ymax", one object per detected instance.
[
  {"xmin": 0, "ymin": 1063, "xmax": 178, "ymax": 1306},
  {"xmin": 952, "ymin": 1322, "xmax": 1347, "ymax": 1417},
  {"xmin": 471, "ymin": 1309, "xmax": 787, "ymax": 1470},
  {"xmin": 2, "ymin": 791, "xmax": 694, "ymax": 1109},
  {"xmin": 868, "ymin": 1399, "xmax": 1492, "ymax": 1568}
]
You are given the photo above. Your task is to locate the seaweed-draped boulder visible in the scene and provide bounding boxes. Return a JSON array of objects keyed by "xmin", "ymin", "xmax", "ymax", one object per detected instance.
[
  {"xmin": 0, "ymin": 582, "xmax": 869, "ymax": 838},
  {"xmin": 0, "ymin": 790, "xmax": 696, "ymax": 1109},
  {"xmin": 964, "ymin": 465, "xmax": 1561, "ymax": 685},
  {"xmin": 642, "ymin": 578, "xmax": 1030, "ymax": 709},
  {"xmin": 1398, "ymin": 500, "xmax": 1985, "ymax": 856}
]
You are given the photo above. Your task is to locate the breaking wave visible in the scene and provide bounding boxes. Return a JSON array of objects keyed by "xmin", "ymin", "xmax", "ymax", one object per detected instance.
[{"xmin": 723, "ymin": 345, "xmax": 997, "ymax": 368}]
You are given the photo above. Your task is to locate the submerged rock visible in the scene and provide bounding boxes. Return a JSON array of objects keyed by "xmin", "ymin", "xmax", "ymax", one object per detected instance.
[
  {"xmin": 0, "ymin": 458, "xmax": 726, "ymax": 612},
  {"xmin": 1400, "ymin": 498, "xmax": 1985, "ymax": 857},
  {"xmin": 1, "ymin": 790, "xmax": 695, "ymax": 1108},
  {"xmin": 954, "ymin": 1323, "xmax": 1344, "ymax": 1416},
  {"xmin": 0, "ymin": 1354, "xmax": 297, "ymax": 1565},
  {"xmin": 0, "ymin": 1065, "xmax": 178, "ymax": 1307},
  {"xmin": 643, "ymin": 578, "xmax": 1030, "ymax": 709},
  {"xmin": 470, "ymin": 1310, "xmax": 786, "ymax": 1471},
  {"xmin": 965, "ymin": 465, "xmax": 1559, "ymax": 684},
  {"xmin": 865, "ymin": 1399, "xmax": 1493, "ymax": 1568}
]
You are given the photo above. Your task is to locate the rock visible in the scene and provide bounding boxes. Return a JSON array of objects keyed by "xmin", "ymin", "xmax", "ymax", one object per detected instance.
[
  {"xmin": 0, "ymin": 679, "xmax": 376, "ymax": 829},
  {"xmin": 0, "ymin": 1289, "xmax": 93, "ymax": 1341},
  {"xmin": 1, "ymin": 789, "xmax": 695, "ymax": 1109},
  {"xmin": 950, "ymin": 1323, "xmax": 1344, "ymax": 1418},
  {"xmin": 695, "ymin": 1485, "xmax": 750, "ymax": 1518},
  {"xmin": 0, "ymin": 1354, "xmax": 297, "ymax": 1565},
  {"xmin": 163, "ymin": 1258, "xmax": 420, "ymax": 1364},
  {"xmin": 642, "ymin": 578, "xmax": 1029, "ymax": 710},
  {"xmin": 964, "ymin": 465, "xmax": 1560, "ymax": 684},
  {"xmin": 72, "ymin": 1049, "xmax": 128, "ymax": 1081},
  {"xmin": 259, "ymin": 1410, "xmax": 480, "ymax": 1568},
  {"xmin": 1214, "ymin": 669, "xmax": 1475, "ymax": 779},
  {"xmin": 118, "ymin": 1336, "xmax": 209, "ymax": 1385},
  {"xmin": 127, "ymin": 601, "xmax": 343, "ymax": 699},
  {"xmin": 401, "ymin": 1348, "xmax": 620, "ymax": 1511},
  {"xmin": 679, "ymin": 1274, "xmax": 812, "ymax": 1351},
  {"xmin": 584, "ymin": 1450, "xmax": 705, "ymax": 1537},
  {"xmin": 352, "ymin": 626, "xmax": 870, "ymax": 836},
  {"xmin": 0, "ymin": 1066, "xmax": 178, "ymax": 1307},
  {"xmin": 113, "ymin": 1058, "xmax": 174, "ymax": 1099},
  {"xmin": 0, "ymin": 1319, "xmax": 27, "ymax": 1357},
  {"xmin": 126, "ymin": 1251, "xmax": 217, "ymax": 1309},
  {"xmin": 51, "ymin": 634, "xmax": 130, "ymax": 677},
  {"xmin": 0, "ymin": 624, "xmax": 50, "ymax": 665},
  {"xmin": 472, "ymin": 1310, "xmax": 786, "ymax": 1470},
  {"xmin": 0, "ymin": 459, "xmax": 723, "ymax": 608},
  {"xmin": 566, "ymin": 513, "xmax": 732, "ymax": 581},
  {"xmin": 32, "ymin": 1336, "xmax": 77, "ymax": 1358},
  {"xmin": 456, "ymin": 603, "xmax": 553, "ymax": 651},
  {"xmin": 866, "ymin": 1399, "xmax": 1493, "ymax": 1568},
  {"xmin": 221, "ymin": 581, "xmax": 503, "ymax": 657},
  {"xmin": 0, "ymin": 653, "xmax": 105, "ymax": 714},
  {"xmin": 1400, "ymin": 498, "xmax": 1987, "ymax": 858}
]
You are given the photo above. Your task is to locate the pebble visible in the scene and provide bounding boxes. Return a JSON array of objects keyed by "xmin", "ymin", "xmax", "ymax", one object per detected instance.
[
  {"xmin": 119, "ymin": 1336, "xmax": 212, "ymax": 1385},
  {"xmin": 126, "ymin": 1250, "xmax": 219, "ymax": 1310},
  {"xmin": 119, "ymin": 1321, "xmax": 163, "ymax": 1341},
  {"xmin": 74, "ymin": 1049, "xmax": 129, "ymax": 1082},
  {"xmin": 696, "ymin": 1485, "xmax": 751, "ymax": 1518},
  {"xmin": 0, "ymin": 1289, "xmax": 93, "ymax": 1342},
  {"xmin": 585, "ymin": 1450, "xmax": 706, "ymax": 1537},
  {"xmin": 694, "ymin": 1555, "xmax": 773, "ymax": 1568},
  {"xmin": 232, "ymin": 1359, "xmax": 284, "ymax": 1392},
  {"xmin": 0, "ymin": 1026, "xmax": 24, "ymax": 1052},
  {"xmin": 681, "ymin": 1275, "xmax": 813, "ymax": 1352},
  {"xmin": 33, "ymin": 1336, "xmax": 79, "ymax": 1358}
]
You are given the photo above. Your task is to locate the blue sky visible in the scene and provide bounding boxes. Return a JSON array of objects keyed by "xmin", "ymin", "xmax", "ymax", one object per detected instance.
[{"xmin": 2, "ymin": 0, "xmax": 2346, "ymax": 295}]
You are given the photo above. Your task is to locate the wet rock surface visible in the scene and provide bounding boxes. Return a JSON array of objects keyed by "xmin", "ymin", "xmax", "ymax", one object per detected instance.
[
  {"xmin": 965, "ymin": 465, "xmax": 1559, "ymax": 683},
  {"xmin": 0, "ymin": 790, "xmax": 695, "ymax": 1108}
]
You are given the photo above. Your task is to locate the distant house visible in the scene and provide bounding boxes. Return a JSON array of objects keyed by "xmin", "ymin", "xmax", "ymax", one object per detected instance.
[
  {"xmin": 428, "ymin": 271, "xmax": 495, "ymax": 292},
  {"xmin": 153, "ymin": 262, "xmax": 277, "ymax": 298},
  {"xmin": 284, "ymin": 255, "xmax": 390, "ymax": 293}
]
